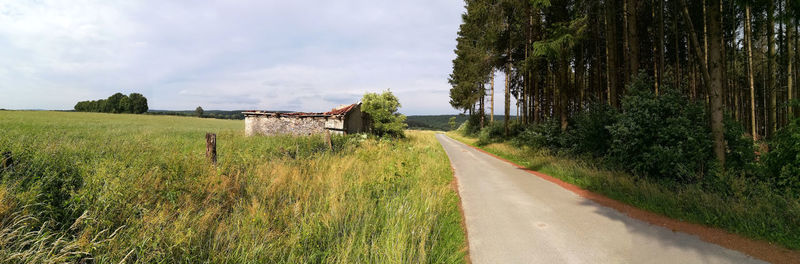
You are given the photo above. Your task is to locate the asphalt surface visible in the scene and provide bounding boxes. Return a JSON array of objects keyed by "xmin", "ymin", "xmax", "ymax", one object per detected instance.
[{"xmin": 436, "ymin": 134, "xmax": 765, "ymax": 264}]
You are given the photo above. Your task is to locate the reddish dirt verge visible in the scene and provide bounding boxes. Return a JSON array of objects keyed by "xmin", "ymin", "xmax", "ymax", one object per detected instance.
[{"xmin": 463, "ymin": 143, "xmax": 800, "ymax": 264}]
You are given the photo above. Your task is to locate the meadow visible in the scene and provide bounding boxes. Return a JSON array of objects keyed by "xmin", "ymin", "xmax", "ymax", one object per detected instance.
[{"xmin": 0, "ymin": 111, "xmax": 466, "ymax": 263}]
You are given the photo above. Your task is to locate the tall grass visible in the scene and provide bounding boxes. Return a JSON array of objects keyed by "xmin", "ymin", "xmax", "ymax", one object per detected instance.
[
  {"xmin": 0, "ymin": 111, "xmax": 465, "ymax": 263},
  {"xmin": 447, "ymin": 132, "xmax": 800, "ymax": 250}
]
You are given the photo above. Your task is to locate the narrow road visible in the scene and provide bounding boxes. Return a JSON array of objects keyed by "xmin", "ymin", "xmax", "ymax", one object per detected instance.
[{"xmin": 436, "ymin": 134, "xmax": 765, "ymax": 264}]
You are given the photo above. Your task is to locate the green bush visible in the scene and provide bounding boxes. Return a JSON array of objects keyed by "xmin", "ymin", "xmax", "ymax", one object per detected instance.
[
  {"xmin": 723, "ymin": 114, "xmax": 756, "ymax": 174},
  {"xmin": 510, "ymin": 119, "xmax": 563, "ymax": 149},
  {"xmin": 362, "ymin": 90, "xmax": 407, "ymax": 138},
  {"xmin": 607, "ymin": 74, "xmax": 714, "ymax": 182},
  {"xmin": 477, "ymin": 121, "xmax": 523, "ymax": 145},
  {"xmin": 562, "ymin": 104, "xmax": 618, "ymax": 157},
  {"xmin": 455, "ymin": 114, "xmax": 486, "ymax": 137},
  {"xmin": 762, "ymin": 117, "xmax": 800, "ymax": 195}
]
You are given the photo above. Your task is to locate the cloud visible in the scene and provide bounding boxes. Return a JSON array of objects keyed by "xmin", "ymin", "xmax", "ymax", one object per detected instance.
[{"xmin": 0, "ymin": 0, "xmax": 465, "ymax": 114}]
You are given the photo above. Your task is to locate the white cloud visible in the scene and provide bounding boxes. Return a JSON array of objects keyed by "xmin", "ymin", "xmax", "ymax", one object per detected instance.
[{"xmin": 0, "ymin": 0, "xmax": 465, "ymax": 114}]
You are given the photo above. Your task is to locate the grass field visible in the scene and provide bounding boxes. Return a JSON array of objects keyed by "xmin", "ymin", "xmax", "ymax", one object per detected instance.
[
  {"xmin": 447, "ymin": 132, "xmax": 800, "ymax": 251},
  {"xmin": 0, "ymin": 111, "xmax": 466, "ymax": 263}
]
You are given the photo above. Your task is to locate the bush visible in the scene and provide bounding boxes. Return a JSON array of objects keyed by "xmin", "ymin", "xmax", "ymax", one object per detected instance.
[
  {"xmin": 562, "ymin": 104, "xmax": 618, "ymax": 157},
  {"xmin": 510, "ymin": 119, "xmax": 563, "ymax": 149},
  {"xmin": 362, "ymin": 90, "xmax": 407, "ymax": 138},
  {"xmin": 723, "ymin": 114, "xmax": 756, "ymax": 174},
  {"xmin": 762, "ymin": 117, "xmax": 800, "ymax": 195},
  {"xmin": 458, "ymin": 114, "xmax": 484, "ymax": 136},
  {"xmin": 476, "ymin": 120, "xmax": 523, "ymax": 145},
  {"xmin": 607, "ymin": 74, "xmax": 714, "ymax": 182}
]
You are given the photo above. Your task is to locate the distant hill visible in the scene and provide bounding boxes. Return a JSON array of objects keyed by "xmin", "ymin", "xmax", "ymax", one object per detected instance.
[
  {"xmin": 405, "ymin": 115, "xmax": 467, "ymax": 131},
  {"xmin": 148, "ymin": 110, "xmax": 250, "ymax": 120},
  {"xmin": 145, "ymin": 110, "xmax": 518, "ymax": 130},
  {"xmin": 405, "ymin": 115, "xmax": 518, "ymax": 131}
]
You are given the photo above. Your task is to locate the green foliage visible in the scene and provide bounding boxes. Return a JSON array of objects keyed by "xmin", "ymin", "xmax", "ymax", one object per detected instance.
[
  {"xmin": 74, "ymin": 93, "xmax": 148, "ymax": 114},
  {"xmin": 448, "ymin": 116, "xmax": 457, "ymax": 130},
  {"xmin": 510, "ymin": 119, "xmax": 563, "ymax": 149},
  {"xmin": 195, "ymin": 106, "xmax": 204, "ymax": 117},
  {"xmin": 607, "ymin": 75, "xmax": 714, "ymax": 182},
  {"xmin": 562, "ymin": 104, "xmax": 618, "ymax": 157},
  {"xmin": 361, "ymin": 90, "xmax": 407, "ymax": 138},
  {"xmin": 762, "ymin": 117, "xmax": 800, "ymax": 195},
  {"xmin": 476, "ymin": 121, "xmax": 523, "ymax": 145},
  {"xmin": 405, "ymin": 115, "xmax": 468, "ymax": 131},
  {"xmin": 723, "ymin": 114, "xmax": 757, "ymax": 174}
]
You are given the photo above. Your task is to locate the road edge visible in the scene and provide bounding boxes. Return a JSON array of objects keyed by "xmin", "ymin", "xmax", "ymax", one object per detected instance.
[
  {"xmin": 435, "ymin": 133, "xmax": 472, "ymax": 264},
  {"xmin": 443, "ymin": 134, "xmax": 800, "ymax": 264}
]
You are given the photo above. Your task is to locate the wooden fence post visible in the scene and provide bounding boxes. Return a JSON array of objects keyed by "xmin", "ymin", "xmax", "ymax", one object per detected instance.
[
  {"xmin": 1, "ymin": 151, "xmax": 11, "ymax": 170},
  {"xmin": 325, "ymin": 130, "xmax": 333, "ymax": 151},
  {"xmin": 206, "ymin": 133, "xmax": 217, "ymax": 165}
]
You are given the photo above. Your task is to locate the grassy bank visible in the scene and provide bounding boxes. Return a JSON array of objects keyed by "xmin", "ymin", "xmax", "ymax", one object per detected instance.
[
  {"xmin": 0, "ymin": 111, "xmax": 466, "ymax": 263},
  {"xmin": 446, "ymin": 132, "xmax": 800, "ymax": 250}
]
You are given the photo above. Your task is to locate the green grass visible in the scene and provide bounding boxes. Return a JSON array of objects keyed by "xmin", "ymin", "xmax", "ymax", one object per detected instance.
[
  {"xmin": 0, "ymin": 111, "xmax": 466, "ymax": 263},
  {"xmin": 447, "ymin": 131, "xmax": 800, "ymax": 250}
]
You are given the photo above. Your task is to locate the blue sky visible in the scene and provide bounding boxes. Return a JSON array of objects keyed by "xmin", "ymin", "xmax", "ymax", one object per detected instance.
[{"xmin": 0, "ymin": 0, "xmax": 516, "ymax": 115}]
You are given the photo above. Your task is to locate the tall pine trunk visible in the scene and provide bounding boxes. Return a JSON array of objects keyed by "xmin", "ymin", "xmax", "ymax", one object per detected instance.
[
  {"xmin": 626, "ymin": 0, "xmax": 639, "ymax": 78},
  {"xmin": 789, "ymin": 15, "xmax": 795, "ymax": 118},
  {"xmin": 707, "ymin": 0, "xmax": 726, "ymax": 167},
  {"xmin": 491, "ymin": 72, "xmax": 495, "ymax": 123},
  {"xmin": 745, "ymin": 5, "xmax": 758, "ymax": 141},
  {"xmin": 768, "ymin": 0, "xmax": 776, "ymax": 137},
  {"xmin": 605, "ymin": 0, "xmax": 619, "ymax": 108}
]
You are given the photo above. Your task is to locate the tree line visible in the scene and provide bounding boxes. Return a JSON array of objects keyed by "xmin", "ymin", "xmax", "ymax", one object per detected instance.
[
  {"xmin": 449, "ymin": 0, "xmax": 800, "ymax": 167},
  {"xmin": 74, "ymin": 93, "xmax": 149, "ymax": 114}
]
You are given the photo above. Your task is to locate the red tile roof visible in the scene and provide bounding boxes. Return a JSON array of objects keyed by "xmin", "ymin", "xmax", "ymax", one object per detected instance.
[{"xmin": 243, "ymin": 103, "xmax": 359, "ymax": 117}]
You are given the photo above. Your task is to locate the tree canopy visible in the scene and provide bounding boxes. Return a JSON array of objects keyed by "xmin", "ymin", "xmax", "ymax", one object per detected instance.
[
  {"xmin": 74, "ymin": 93, "xmax": 148, "ymax": 114},
  {"xmin": 362, "ymin": 90, "xmax": 407, "ymax": 138}
]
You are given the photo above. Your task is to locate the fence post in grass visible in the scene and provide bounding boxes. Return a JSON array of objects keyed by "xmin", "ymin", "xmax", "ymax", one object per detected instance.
[
  {"xmin": 206, "ymin": 133, "xmax": 217, "ymax": 165},
  {"xmin": 1, "ymin": 151, "xmax": 11, "ymax": 171},
  {"xmin": 325, "ymin": 129, "xmax": 333, "ymax": 151}
]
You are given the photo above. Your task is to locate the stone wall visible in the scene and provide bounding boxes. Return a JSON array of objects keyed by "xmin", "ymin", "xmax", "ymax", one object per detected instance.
[{"xmin": 245, "ymin": 116, "xmax": 345, "ymax": 136}]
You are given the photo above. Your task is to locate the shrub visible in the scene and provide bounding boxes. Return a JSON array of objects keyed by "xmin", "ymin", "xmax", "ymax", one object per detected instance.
[
  {"xmin": 510, "ymin": 119, "xmax": 563, "ymax": 149},
  {"xmin": 562, "ymin": 104, "xmax": 618, "ymax": 157},
  {"xmin": 362, "ymin": 90, "xmax": 407, "ymax": 138},
  {"xmin": 476, "ymin": 120, "xmax": 523, "ymax": 145},
  {"xmin": 723, "ymin": 114, "xmax": 756, "ymax": 174},
  {"xmin": 762, "ymin": 117, "xmax": 800, "ymax": 195},
  {"xmin": 607, "ymin": 74, "xmax": 714, "ymax": 182}
]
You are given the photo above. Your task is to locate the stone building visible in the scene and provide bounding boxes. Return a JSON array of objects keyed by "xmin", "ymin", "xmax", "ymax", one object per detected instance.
[{"xmin": 243, "ymin": 103, "xmax": 369, "ymax": 136}]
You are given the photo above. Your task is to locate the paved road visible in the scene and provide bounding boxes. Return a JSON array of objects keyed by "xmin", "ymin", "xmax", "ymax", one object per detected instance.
[{"xmin": 436, "ymin": 134, "xmax": 765, "ymax": 264}]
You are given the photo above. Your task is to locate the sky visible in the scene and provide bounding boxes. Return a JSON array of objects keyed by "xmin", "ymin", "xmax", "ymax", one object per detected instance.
[{"xmin": 0, "ymin": 0, "xmax": 516, "ymax": 115}]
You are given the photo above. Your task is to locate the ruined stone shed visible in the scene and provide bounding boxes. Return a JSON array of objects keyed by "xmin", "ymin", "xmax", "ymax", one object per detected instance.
[{"xmin": 243, "ymin": 103, "xmax": 369, "ymax": 136}]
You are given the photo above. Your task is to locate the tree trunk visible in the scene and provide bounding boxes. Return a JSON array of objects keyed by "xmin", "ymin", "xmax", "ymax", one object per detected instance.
[
  {"xmin": 745, "ymin": 4, "xmax": 758, "ymax": 141},
  {"xmin": 768, "ymin": 0, "xmax": 776, "ymax": 137},
  {"xmin": 707, "ymin": 0, "xmax": 726, "ymax": 167},
  {"xmin": 577, "ymin": 45, "xmax": 585, "ymax": 110},
  {"xmin": 491, "ymin": 72, "xmax": 495, "ymax": 123},
  {"xmin": 680, "ymin": 0, "xmax": 724, "ymax": 165},
  {"xmin": 789, "ymin": 15, "xmax": 795, "ymax": 118},
  {"xmin": 480, "ymin": 84, "xmax": 485, "ymax": 128},
  {"xmin": 559, "ymin": 58, "xmax": 569, "ymax": 131},
  {"xmin": 626, "ymin": 0, "xmax": 639, "ymax": 78},
  {"xmin": 505, "ymin": 62, "xmax": 511, "ymax": 136},
  {"xmin": 605, "ymin": 0, "xmax": 619, "ymax": 108},
  {"xmin": 657, "ymin": 0, "xmax": 665, "ymax": 94}
]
